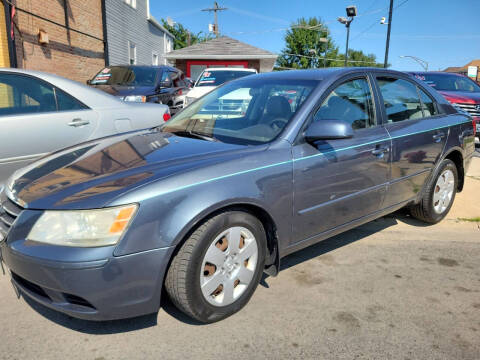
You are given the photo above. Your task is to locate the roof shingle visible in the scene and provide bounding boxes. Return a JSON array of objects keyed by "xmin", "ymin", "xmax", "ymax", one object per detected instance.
[{"xmin": 165, "ymin": 36, "xmax": 278, "ymax": 60}]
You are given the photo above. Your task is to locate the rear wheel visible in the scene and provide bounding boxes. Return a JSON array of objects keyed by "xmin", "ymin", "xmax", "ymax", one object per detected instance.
[
  {"xmin": 410, "ymin": 159, "xmax": 458, "ymax": 224},
  {"xmin": 165, "ymin": 211, "xmax": 266, "ymax": 323}
]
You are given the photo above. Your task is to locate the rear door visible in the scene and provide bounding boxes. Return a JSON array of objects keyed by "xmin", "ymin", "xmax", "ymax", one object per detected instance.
[
  {"xmin": 0, "ymin": 73, "xmax": 98, "ymax": 184},
  {"xmin": 371, "ymin": 74, "xmax": 448, "ymax": 207},
  {"xmin": 291, "ymin": 74, "xmax": 391, "ymax": 244}
]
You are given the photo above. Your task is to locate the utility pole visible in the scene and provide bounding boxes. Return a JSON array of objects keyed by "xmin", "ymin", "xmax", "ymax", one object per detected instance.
[
  {"xmin": 384, "ymin": 0, "xmax": 394, "ymax": 68},
  {"xmin": 202, "ymin": 2, "xmax": 227, "ymax": 37}
]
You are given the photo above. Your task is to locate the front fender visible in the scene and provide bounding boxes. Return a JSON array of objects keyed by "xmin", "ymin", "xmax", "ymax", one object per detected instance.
[{"xmin": 112, "ymin": 146, "xmax": 293, "ymax": 257}]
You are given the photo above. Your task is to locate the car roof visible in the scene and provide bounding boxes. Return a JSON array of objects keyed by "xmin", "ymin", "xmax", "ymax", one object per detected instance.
[
  {"xmin": 108, "ymin": 65, "xmax": 179, "ymax": 72},
  {"xmin": 0, "ymin": 67, "xmax": 126, "ymax": 109},
  {"xmin": 245, "ymin": 67, "xmax": 408, "ymax": 81},
  {"xmin": 407, "ymin": 71, "xmax": 465, "ymax": 77},
  {"xmin": 202, "ymin": 68, "xmax": 257, "ymax": 72}
]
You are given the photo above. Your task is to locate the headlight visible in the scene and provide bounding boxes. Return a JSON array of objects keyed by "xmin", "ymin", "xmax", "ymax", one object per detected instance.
[
  {"xmin": 27, "ymin": 204, "xmax": 138, "ymax": 247},
  {"xmin": 124, "ymin": 95, "xmax": 146, "ymax": 103}
]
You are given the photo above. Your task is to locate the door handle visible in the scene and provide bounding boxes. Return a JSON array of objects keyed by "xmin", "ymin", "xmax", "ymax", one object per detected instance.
[
  {"xmin": 68, "ymin": 118, "xmax": 90, "ymax": 127},
  {"xmin": 371, "ymin": 146, "xmax": 389, "ymax": 156},
  {"xmin": 432, "ymin": 133, "xmax": 445, "ymax": 143}
]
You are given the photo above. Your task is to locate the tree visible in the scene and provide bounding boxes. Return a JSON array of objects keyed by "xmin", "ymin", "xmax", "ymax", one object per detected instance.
[
  {"xmin": 277, "ymin": 17, "xmax": 339, "ymax": 70},
  {"xmin": 337, "ymin": 50, "xmax": 384, "ymax": 67},
  {"xmin": 161, "ymin": 20, "xmax": 213, "ymax": 50},
  {"xmin": 276, "ymin": 17, "xmax": 383, "ymax": 69}
]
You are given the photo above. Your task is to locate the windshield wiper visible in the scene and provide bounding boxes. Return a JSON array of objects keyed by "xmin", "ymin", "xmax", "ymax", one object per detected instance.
[{"xmin": 170, "ymin": 130, "xmax": 218, "ymax": 142}]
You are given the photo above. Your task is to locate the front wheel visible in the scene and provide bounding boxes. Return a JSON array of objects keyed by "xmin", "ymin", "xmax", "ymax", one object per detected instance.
[
  {"xmin": 165, "ymin": 211, "xmax": 266, "ymax": 323},
  {"xmin": 410, "ymin": 159, "xmax": 458, "ymax": 224}
]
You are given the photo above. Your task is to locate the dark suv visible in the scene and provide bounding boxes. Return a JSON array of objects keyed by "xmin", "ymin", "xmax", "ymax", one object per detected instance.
[{"xmin": 88, "ymin": 65, "xmax": 189, "ymax": 114}]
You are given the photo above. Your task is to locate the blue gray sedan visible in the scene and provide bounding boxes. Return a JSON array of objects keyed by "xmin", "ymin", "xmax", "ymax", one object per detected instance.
[{"xmin": 0, "ymin": 68, "xmax": 476, "ymax": 323}]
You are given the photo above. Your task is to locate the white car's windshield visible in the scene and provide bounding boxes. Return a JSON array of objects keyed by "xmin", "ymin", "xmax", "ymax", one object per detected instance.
[
  {"xmin": 163, "ymin": 78, "xmax": 318, "ymax": 145},
  {"xmin": 195, "ymin": 70, "xmax": 256, "ymax": 87}
]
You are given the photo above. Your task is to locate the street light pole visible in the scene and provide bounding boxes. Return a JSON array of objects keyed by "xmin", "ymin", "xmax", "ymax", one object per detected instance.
[
  {"xmin": 399, "ymin": 55, "xmax": 429, "ymax": 71},
  {"xmin": 345, "ymin": 23, "xmax": 351, "ymax": 67},
  {"xmin": 384, "ymin": 0, "xmax": 394, "ymax": 68},
  {"xmin": 338, "ymin": 6, "xmax": 357, "ymax": 67}
]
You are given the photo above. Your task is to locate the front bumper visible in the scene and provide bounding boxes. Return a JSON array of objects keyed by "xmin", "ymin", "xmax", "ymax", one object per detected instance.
[{"xmin": 0, "ymin": 242, "xmax": 174, "ymax": 321}]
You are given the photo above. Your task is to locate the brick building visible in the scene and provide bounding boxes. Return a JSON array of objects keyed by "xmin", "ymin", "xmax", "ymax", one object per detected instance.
[
  {"xmin": 0, "ymin": 0, "xmax": 174, "ymax": 83},
  {"xmin": 1, "ymin": 0, "xmax": 106, "ymax": 83},
  {"xmin": 165, "ymin": 36, "xmax": 278, "ymax": 81}
]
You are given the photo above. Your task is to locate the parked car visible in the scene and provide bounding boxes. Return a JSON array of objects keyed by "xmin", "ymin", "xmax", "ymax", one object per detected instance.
[
  {"xmin": 88, "ymin": 65, "xmax": 189, "ymax": 114},
  {"xmin": 409, "ymin": 71, "xmax": 480, "ymax": 142},
  {"xmin": 184, "ymin": 67, "xmax": 257, "ymax": 106},
  {"xmin": 0, "ymin": 68, "xmax": 475, "ymax": 324},
  {"xmin": 0, "ymin": 68, "xmax": 170, "ymax": 187}
]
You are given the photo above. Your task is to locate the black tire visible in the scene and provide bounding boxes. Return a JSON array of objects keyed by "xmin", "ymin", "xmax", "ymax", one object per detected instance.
[
  {"xmin": 410, "ymin": 159, "xmax": 458, "ymax": 224},
  {"xmin": 165, "ymin": 211, "xmax": 266, "ymax": 323}
]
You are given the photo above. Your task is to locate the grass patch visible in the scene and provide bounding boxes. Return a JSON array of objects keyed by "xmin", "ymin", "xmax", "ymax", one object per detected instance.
[{"xmin": 457, "ymin": 217, "xmax": 480, "ymax": 223}]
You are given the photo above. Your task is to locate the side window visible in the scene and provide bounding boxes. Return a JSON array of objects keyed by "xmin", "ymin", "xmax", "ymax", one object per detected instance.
[
  {"xmin": 314, "ymin": 78, "xmax": 375, "ymax": 130},
  {"xmin": 377, "ymin": 77, "xmax": 423, "ymax": 123},
  {"xmin": 0, "ymin": 73, "xmax": 56, "ymax": 116},
  {"xmin": 418, "ymin": 88, "xmax": 438, "ymax": 117},
  {"xmin": 56, "ymin": 88, "xmax": 88, "ymax": 111}
]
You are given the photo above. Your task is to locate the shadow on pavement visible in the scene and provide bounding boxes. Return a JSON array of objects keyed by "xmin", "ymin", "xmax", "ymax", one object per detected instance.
[
  {"xmin": 21, "ymin": 209, "xmax": 429, "ymax": 331},
  {"xmin": 23, "ymin": 296, "xmax": 158, "ymax": 334}
]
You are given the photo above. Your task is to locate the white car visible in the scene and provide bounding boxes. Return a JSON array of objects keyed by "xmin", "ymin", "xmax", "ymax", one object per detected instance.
[
  {"xmin": 184, "ymin": 68, "xmax": 257, "ymax": 106},
  {"xmin": 0, "ymin": 68, "xmax": 170, "ymax": 186}
]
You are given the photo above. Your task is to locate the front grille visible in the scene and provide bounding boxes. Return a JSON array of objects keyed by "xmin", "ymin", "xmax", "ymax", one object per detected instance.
[
  {"xmin": 0, "ymin": 191, "xmax": 23, "ymax": 240},
  {"xmin": 455, "ymin": 103, "xmax": 480, "ymax": 117}
]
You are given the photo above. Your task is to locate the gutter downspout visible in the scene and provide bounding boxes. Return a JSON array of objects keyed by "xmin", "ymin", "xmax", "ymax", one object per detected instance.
[
  {"xmin": 2, "ymin": 0, "xmax": 16, "ymax": 67},
  {"xmin": 101, "ymin": 0, "xmax": 109, "ymax": 66}
]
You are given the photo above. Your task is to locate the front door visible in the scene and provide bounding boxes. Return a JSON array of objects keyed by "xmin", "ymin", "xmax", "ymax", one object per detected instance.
[
  {"xmin": 372, "ymin": 75, "xmax": 448, "ymax": 207},
  {"xmin": 0, "ymin": 73, "xmax": 98, "ymax": 184},
  {"xmin": 292, "ymin": 75, "xmax": 391, "ymax": 244}
]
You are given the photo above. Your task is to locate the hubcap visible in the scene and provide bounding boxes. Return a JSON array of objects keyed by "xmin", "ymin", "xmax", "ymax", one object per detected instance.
[
  {"xmin": 200, "ymin": 226, "xmax": 258, "ymax": 306},
  {"xmin": 433, "ymin": 169, "xmax": 455, "ymax": 214}
]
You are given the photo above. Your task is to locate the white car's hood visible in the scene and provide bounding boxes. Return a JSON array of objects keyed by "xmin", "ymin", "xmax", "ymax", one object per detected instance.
[{"xmin": 187, "ymin": 86, "xmax": 216, "ymax": 99}]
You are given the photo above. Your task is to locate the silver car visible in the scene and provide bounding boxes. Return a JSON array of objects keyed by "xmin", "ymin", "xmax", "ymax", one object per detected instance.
[{"xmin": 0, "ymin": 69, "xmax": 170, "ymax": 186}]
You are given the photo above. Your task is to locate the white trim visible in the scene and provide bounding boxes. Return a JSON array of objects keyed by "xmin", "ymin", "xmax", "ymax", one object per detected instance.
[
  {"xmin": 164, "ymin": 54, "xmax": 278, "ymax": 60},
  {"xmin": 128, "ymin": 41, "xmax": 137, "ymax": 65},
  {"xmin": 152, "ymin": 51, "xmax": 159, "ymax": 66},
  {"xmin": 125, "ymin": 0, "xmax": 136, "ymax": 9}
]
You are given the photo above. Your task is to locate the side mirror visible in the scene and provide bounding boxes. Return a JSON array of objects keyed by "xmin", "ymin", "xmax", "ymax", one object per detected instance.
[
  {"xmin": 304, "ymin": 119, "xmax": 354, "ymax": 143},
  {"xmin": 159, "ymin": 80, "xmax": 173, "ymax": 89}
]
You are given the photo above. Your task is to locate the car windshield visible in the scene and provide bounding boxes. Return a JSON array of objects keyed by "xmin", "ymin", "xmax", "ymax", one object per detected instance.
[
  {"xmin": 415, "ymin": 73, "xmax": 480, "ymax": 93},
  {"xmin": 90, "ymin": 66, "xmax": 158, "ymax": 86},
  {"xmin": 162, "ymin": 78, "xmax": 318, "ymax": 145},
  {"xmin": 195, "ymin": 70, "xmax": 255, "ymax": 87}
]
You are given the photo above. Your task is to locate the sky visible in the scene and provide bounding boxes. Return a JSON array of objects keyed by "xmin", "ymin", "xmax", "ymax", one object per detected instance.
[{"xmin": 150, "ymin": 0, "xmax": 480, "ymax": 71}]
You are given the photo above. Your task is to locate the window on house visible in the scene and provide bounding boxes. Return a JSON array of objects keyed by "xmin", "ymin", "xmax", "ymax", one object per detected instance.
[
  {"xmin": 152, "ymin": 52, "xmax": 159, "ymax": 66},
  {"xmin": 128, "ymin": 41, "xmax": 136, "ymax": 65},
  {"xmin": 125, "ymin": 0, "xmax": 136, "ymax": 9}
]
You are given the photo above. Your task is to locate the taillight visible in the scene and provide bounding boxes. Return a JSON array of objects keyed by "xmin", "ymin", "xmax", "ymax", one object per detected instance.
[
  {"xmin": 177, "ymin": 89, "xmax": 183, "ymax": 96},
  {"xmin": 163, "ymin": 112, "xmax": 171, "ymax": 122},
  {"xmin": 473, "ymin": 117, "xmax": 478, "ymax": 136}
]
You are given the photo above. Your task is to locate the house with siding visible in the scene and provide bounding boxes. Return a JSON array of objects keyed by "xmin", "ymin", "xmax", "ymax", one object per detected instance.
[{"xmin": 104, "ymin": 0, "xmax": 174, "ymax": 66}]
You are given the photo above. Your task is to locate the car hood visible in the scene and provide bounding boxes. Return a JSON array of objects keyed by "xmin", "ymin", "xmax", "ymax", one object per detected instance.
[
  {"xmin": 438, "ymin": 90, "xmax": 480, "ymax": 103},
  {"xmin": 187, "ymin": 86, "xmax": 216, "ymax": 99},
  {"xmin": 7, "ymin": 130, "xmax": 250, "ymax": 210},
  {"xmin": 91, "ymin": 84, "xmax": 156, "ymax": 97}
]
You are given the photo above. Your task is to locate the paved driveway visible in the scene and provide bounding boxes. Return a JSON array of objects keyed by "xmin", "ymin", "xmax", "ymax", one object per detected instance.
[{"xmin": 0, "ymin": 160, "xmax": 479, "ymax": 360}]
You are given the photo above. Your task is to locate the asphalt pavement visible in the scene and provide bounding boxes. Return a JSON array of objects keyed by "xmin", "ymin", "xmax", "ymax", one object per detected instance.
[{"xmin": 0, "ymin": 159, "xmax": 479, "ymax": 360}]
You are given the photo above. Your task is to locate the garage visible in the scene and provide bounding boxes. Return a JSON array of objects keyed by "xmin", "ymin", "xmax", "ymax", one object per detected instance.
[{"xmin": 164, "ymin": 36, "xmax": 278, "ymax": 81}]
